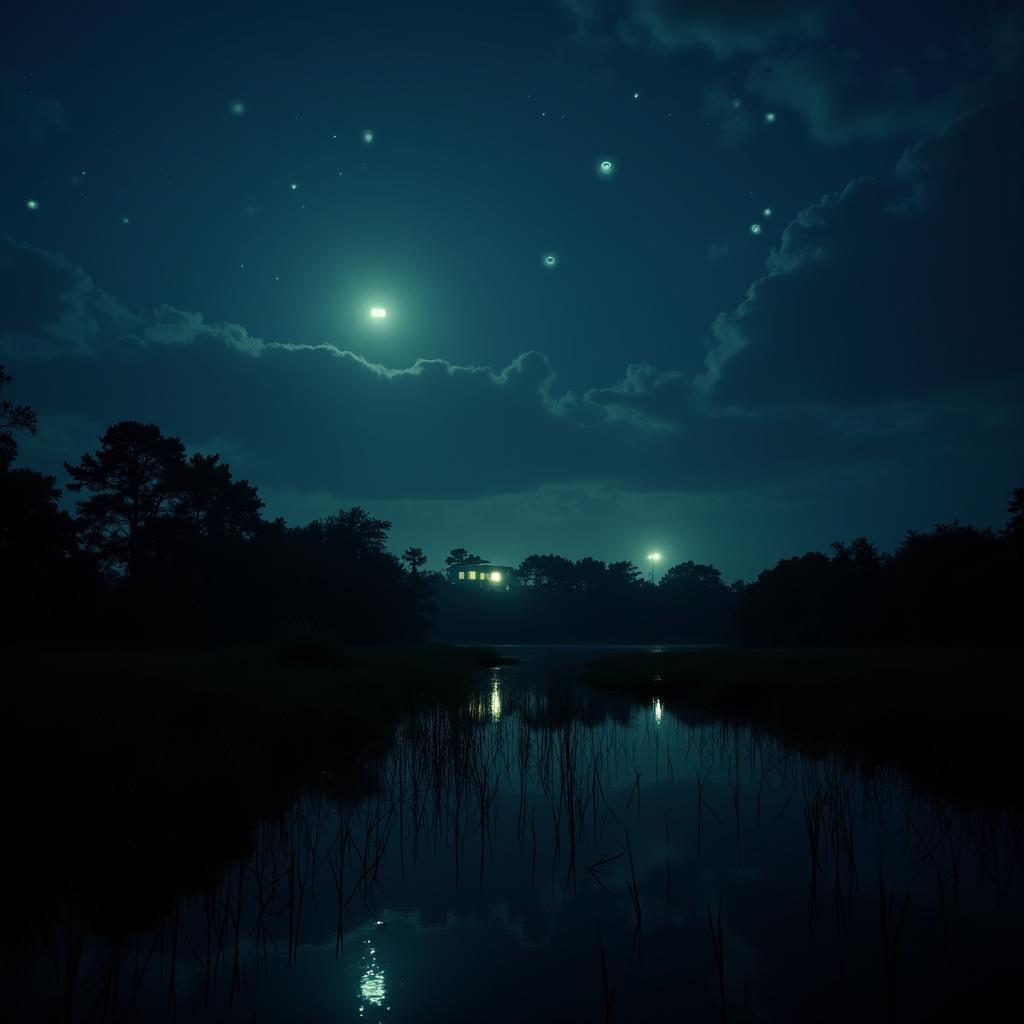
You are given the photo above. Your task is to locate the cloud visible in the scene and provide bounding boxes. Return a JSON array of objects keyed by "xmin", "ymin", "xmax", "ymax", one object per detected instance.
[
  {"xmin": 626, "ymin": 0, "xmax": 829, "ymax": 57},
  {"xmin": 700, "ymin": 101, "xmax": 1024, "ymax": 407},
  {"xmin": 745, "ymin": 48, "xmax": 964, "ymax": 144},
  {"xmin": 3, "ymin": 104, "xmax": 1021, "ymax": 554},
  {"xmin": 565, "ymin": 2, "xmax": 1023, "ymax": 146},
  {"xmin": 0, "ymin": 236, "xmax": 137, "ymax": 357}
]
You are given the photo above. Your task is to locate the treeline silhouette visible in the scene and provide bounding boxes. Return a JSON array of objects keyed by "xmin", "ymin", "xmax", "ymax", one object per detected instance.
[
  {"xmin": 0, "ymin": 367, "xmax": 428, "ymax": 645},
  {"xmin": 2, "ymin": 365, "xmax": 1021, "ymax": 646},
  {"xmin": 435, "ymin": 551, "xmax": 742, "ymax": 643},
  {"xmin": 439, "ymin": 494, "xmax": 1023, "ymax": 645},
  {"xmin": 736, "ymin": 512, "xmax": 1024, "ymax": 645}
]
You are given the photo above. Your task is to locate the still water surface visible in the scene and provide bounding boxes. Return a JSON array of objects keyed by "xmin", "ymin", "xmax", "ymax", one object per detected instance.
[{"xmin": 18, "ymin": 647, "xmax": 1024, "ymax": 1021}]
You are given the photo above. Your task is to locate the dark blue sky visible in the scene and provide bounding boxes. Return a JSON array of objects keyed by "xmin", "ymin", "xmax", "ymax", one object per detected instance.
[{"xmin": 2, "ymin": 0, "xmax": 1022, "ymax": 578}]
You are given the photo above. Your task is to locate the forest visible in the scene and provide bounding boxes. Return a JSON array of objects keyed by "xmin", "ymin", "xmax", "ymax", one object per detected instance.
[{"xmin": 2, "ymin": 365, "xmax": 1021, "ymax": 647}]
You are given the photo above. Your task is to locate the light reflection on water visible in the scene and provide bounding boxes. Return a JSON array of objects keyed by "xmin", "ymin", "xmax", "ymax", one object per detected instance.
[{"xmin": 11, "ymin": 648, "xmax": 1024, "ymax": 1022}]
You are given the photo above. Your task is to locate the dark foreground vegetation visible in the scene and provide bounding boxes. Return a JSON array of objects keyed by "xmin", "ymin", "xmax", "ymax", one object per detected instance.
[
  {"xmin": 0, "ymin": 638, "xmax": 501, "ymax": 937},
  {"xmin": 585, "ymin": 645, "xmax": 1024, "ymax": 804}
]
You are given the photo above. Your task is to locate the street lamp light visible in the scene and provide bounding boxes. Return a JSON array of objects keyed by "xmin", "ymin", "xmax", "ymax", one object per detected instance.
[{"xmin": 647, "ymin": 551, "xmax": 662, "ymax": 584}]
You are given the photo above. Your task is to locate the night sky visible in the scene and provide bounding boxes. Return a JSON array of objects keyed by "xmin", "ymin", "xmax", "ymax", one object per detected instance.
[{"xmin": 2, "ymin": 0, "xmax": 1022, "ymax": 580}]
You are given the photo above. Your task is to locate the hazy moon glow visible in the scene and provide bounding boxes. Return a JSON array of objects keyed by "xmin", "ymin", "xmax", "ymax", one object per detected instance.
[{"xmin": 370, "ymin": 307, "xmax": 388, "ymax": 318}]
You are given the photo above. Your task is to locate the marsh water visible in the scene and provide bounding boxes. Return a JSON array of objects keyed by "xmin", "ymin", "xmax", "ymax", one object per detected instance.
[{"xmin": 10, "ymin": 646, "xmax": 1024, "ymax": 1022}]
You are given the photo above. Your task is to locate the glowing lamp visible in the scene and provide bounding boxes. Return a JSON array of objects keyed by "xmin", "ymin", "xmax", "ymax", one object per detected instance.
[{"xmin": 490, "ymin": 571, "xmax": 502, "ymax": 582}]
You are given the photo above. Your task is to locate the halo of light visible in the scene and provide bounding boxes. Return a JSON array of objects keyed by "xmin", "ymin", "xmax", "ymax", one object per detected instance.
[
  {"xmin": 750, "ymin": 223, "xmax": 762, "ymax": 235},
  {"xmin": 595, "ymin": 157, "xmax": 617, "ymax": 180},
  {"xmin": 764, "ymin": 111, "xmax": 776, "ymax": 123},
  {"xmin": 370, "ymin": 307, "xmax": 388, "ymax": 318},
  {"xmin": 763, "ymin": 207, "xmax": 773, "ymax": 217},
  {"xmin": 26, "ymin": 199, "xmax": 39, "ymax": 210},
  {"xmin": 229, "ymin": 100, "xmax": 246, "ymax": 116},
  {"xmin": 542, "ymin": 253, "xmax": 558, "ymax": 268},
  {"xmin": 363, "ymin": 129, "xmax": 374, "ymax": 144}
]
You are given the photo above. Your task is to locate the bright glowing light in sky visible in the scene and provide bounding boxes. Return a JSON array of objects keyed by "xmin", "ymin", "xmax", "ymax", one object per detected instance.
[
  {"xmin": 647, "ymin": 552, "xmax": 661, "ymax": 563},
  {"xmin": 764, "ymin": 111, "xmax": 777, "ymax": 123},
  {"xmin": 598, "ymin": 159, "xmax": 614, "ymax": 175},
  {"xmin": 289, "ymin": 182, "xmax": 298, "ymax": 190},
  {"xmin": 763, "ymin": 207, "xmax": 773, "ymax": 217},
  {"xmin": 229, "ymin": 100, "xmax": 245, "ymax": 116},
  {"xmin": 542, "ymin": 253, "xmax": 557, "ymax": 268},
  {"xmin": 370, "ymin": 307, "xmax": 388, "ymax": 318},
  {"xmin": 25, "ymin": 199, "xmax": 39, "ymax": 210},
  {"xmin": 750, "ymin": 223, "xmax": 762, "ymax": 235},
  {"xmin": 363, "ymin": 129, "xmax": 374, "ymax": 143}
]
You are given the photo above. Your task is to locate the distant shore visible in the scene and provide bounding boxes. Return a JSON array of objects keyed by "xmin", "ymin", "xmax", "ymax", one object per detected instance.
[{"xmin": 583, "ymin": 645, "xmax": 1024, "ymax": 805}]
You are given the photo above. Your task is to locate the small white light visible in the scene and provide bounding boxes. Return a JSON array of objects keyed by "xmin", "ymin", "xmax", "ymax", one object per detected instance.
[
  {"xmin": 490, "ymin": 572, "xmax": 502, "ymax": 582},
  {"xmin": 363, "ymin": 129, "xmax": 374, "ymax": 144},
  {"xmin": 764, "ymin": 111, "xmax": 776, "ymax": 123},
  {"xmin": 26, "ymin": 199, "xmax": 39, "ymax": 210},
  {"xmin": 750, "ymin": 223, "xmax": 762, "ymax": 235},
  {"xmin": 289, "ymin": 182, "xmax": 298, "ymax": 190},
  {"xmin": 370, "ymin": 307, "xmax": 387, "ymax": 318},
  {"xmin": 763, "ymin": 207, "xmax": 773, "ymax": 218}
]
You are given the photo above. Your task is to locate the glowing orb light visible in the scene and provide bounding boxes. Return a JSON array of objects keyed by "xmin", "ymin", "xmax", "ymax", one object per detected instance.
[
  {"xmin": 750, "ymin": 223, "xmax": 762, "ymax": 235},
  {"xmin": 599, "ymin": 159, "xmax": 614, "ymax": 175},
  {"xmin": 289, "ymin": 182, "xmax": 298, "ymax": 190},
  {"xmin": 542, "ymin": 253, "xmax": 557, "ymax": 268},
  {"xmin": 764, "ymin": 111, "xmax": 777, "ymax": 123},
  {"xmin": 363, "ymin": 129, "xmax": 374, "ymax": 144},
  {"xmin": 229, "ymin": 100, "xmax": 246, "ymax": 116},
  {"xmin": 763, "ymin": 207, "xmax": 773, "ymax": 217},
  {"xmin": 26, "ymin": 199, "xmax": 39, "ymax": 210},
  {"xmin": 370, "ymin": 307, "xmax": 388, "ymax": 318}
]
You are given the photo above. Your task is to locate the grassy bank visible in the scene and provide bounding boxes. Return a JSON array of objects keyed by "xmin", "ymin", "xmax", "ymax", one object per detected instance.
[
  {"xmin": 583, "ymin": 646, "xmax": 1024, "ymax": 804},
  {"xmin": 0, "ymin": 636, "xmax": 504, "ymax": 936}
]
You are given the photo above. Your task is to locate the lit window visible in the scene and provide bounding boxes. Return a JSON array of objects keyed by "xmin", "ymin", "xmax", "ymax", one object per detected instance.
[
  {"xmin": 490, "ymin": 572, "xmax": 502, "ymax": 582},
  {"xmin": 458, "ymin": 571, "xmax": 465, "ymax": 580},
  {"xmin": 468, "ymin": 570, "xmax": 477, "ymax": 580}
]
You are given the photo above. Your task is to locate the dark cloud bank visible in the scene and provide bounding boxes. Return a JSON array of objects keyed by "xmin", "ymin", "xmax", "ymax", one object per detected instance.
[{"xmin": 2, "ymin": 101, "xmax": 1022, "ymax": 575}]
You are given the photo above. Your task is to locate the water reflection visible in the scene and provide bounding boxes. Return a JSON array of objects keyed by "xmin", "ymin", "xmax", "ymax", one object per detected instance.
[
  {"xmin": 6, "ymin": 650, "xmax": 1023, "ymax": 1023},
  {"xmin": 358, "ymin": 936, "xmax": 387, "ymax": 1015}
]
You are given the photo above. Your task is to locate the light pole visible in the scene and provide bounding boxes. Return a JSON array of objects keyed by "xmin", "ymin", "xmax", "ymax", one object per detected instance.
[{"xmin": 646, "ymin": 551, "xmax": 662, "ymax": 584}]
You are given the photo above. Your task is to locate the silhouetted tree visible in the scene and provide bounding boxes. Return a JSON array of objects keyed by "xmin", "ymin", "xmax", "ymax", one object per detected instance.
[
  {"xmin": 402, "ymin": 547, "xmax": 427, "ymax": 575},
  {"xmin": 517, "ymin": 554, "xmax": 576, "ymax": 591},
  {"xmin": 445, "ymin": 547, "xmax": 485, "ymax": 566},
  {"xmin": 172, "ymin": 453, "xmax": 264, "ymax": 539},
  {"xmin": 65, "ymin": 422, "xmax": 187, "ymax": 578},
  {"xmin": 0, "ymin": 363, "xmax": 37, "ymax": 470}
]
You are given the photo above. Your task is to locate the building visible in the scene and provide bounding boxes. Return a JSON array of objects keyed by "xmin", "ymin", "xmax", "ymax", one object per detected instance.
[{"xmin": 446, "ymin": 562, "xmax": 517, "ymax": 591}]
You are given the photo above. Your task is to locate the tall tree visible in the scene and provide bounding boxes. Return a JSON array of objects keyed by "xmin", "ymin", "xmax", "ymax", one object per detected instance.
[
  {"xmin": 64, "ymin": 421, "xmax": 187, "ymax": 577},
  {"xmin": 445, "ymin": 547, "xmax": 484, "ymax": 566},
  {"xmin": 0, "ymin": 364, "xmax": 37, "ymax": 470},
  {"xmin": 172, "ymin": 453, "xmax": 264, "ymax": 539},
  {"xmin": 402, "ymin": 546, "xmax": 427, "ymax": 575}
]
